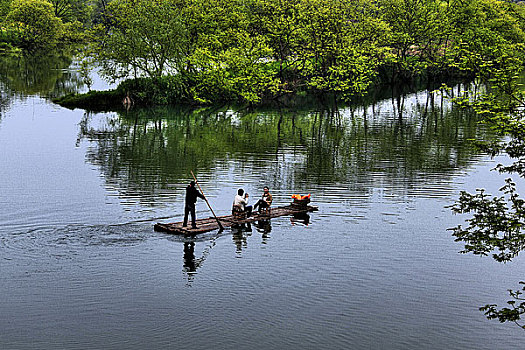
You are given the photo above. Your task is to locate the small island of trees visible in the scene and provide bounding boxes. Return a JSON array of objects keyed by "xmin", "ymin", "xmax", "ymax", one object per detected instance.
[{"xmin": 2, "ymin": 0, "xmax": 525, "ymax": 106}]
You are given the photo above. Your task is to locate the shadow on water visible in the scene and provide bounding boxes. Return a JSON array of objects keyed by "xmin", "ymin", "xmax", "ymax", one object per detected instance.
[
  {"xmin": 184, "ymin": 233, "xmax": 222, "ymax": 285},
  {"xmin": 0, "ymin": 92, "xmax": 7, "ymax": 122},
  {"xmin": 290, "ymin": 212, "xmax": 310, "ymax": 226},
  {"xmin": 232, "ymin": 222, "xmax": 252, "ymax": 255},
  {"xmin": 167, "ymin": 215, "xmax": 293, "ymax": 283},
  {"xmin": 177, "ymin": 211, "xmax": 311, "ymax": 283},
  {"xmin": 3, "ymin": 51, "xmax": 523, "ymax": 348},
  {"xmin": 165, "ymin": 229, "xmax": 229, "ymax": 284}
]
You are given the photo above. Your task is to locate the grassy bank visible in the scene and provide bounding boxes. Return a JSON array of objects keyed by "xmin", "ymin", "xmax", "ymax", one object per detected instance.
[{"xmin": 53, "ymin": 65, "xmax": 477, "ymax": 111}]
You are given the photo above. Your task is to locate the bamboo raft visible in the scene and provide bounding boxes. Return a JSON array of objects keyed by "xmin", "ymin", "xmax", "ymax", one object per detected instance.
[{"xmin": 154, "ymin": 204, "xmax": 318, "ymax": 235}]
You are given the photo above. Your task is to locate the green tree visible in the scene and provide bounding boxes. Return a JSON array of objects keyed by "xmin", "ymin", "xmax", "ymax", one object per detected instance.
[
  {"xmin": 6, "ymin": 0, "xmax": 63, "ymax": 49},
  {"xmin": 480, "ymin": 282, "xmax": 525, "ymax": 329},
  {"xmin": 447, "ymin": 4, "xmax": 525, "ymax": 326},
  {"xmin": 293, "ymin": 0, "xmax": 390, "ymax": 98},
  {"xmin": 251, "ymin": 0, "xmax": 390, "ymax": 98},
  {"xmin": 184, "ymin": 0, "xmax": 281, "ymax": 103},
  {"xmin": 0, "ymin": 0, "xmax": 12, "ymax": 20},
  {"xmin": 49, "ymin": 0, "xmax": 93, "ymax": 24},
  {"xmin": 380, "ymin": 0, "xmax": 447, "ymax": 78},
  {"xmin": 66, "ymin": 0, "xmax": 525, "ymax": 105},
  {"xmin": 443, "ymin": 0, "xmax": 525, "ymax": 76},
  {"xmin": 91, "ymin": 0, "xmax": 188, "ymax": 81}
]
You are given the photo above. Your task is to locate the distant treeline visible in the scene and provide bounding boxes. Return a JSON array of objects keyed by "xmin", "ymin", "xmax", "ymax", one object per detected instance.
[{"xmin": 6, "ymin": 0, "xmax": 524, "ymax": 105}]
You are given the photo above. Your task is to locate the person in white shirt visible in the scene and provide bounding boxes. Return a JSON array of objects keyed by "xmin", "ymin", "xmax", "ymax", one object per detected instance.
[{"xmin": 232, "ymin": 188, "xmax": 252, "ymax": 216}]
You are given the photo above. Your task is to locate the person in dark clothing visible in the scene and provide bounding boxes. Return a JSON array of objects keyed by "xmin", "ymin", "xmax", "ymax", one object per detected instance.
[
  {"xmin": 183, "ymin": 180, "xmax": 205, "ymax": 228},
  {"xmin": 253, "ymin": 186, "xmax": 273, "ymax": 212}
]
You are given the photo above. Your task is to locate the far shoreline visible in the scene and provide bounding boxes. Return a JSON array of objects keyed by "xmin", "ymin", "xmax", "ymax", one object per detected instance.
[{"xmin": 53, "ymin": 71, "xmax": 474, "ymax": 112}]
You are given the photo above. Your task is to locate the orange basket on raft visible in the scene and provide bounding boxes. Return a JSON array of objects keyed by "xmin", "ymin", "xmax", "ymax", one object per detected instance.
[{"xmin": 291, "ymin": 193, "xmax": 311, "ymax": 207}]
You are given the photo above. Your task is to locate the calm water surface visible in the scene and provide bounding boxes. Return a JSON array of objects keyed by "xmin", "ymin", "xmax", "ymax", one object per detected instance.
[{"xmin": 1, "ymin": 55, "xmax": 524, "ymax": 349}]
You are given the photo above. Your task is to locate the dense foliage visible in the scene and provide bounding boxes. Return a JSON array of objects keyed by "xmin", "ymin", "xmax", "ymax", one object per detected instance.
[
  {"xmin": 450, "ymin": 102, "xmax": 525, "ymax": 328},
  {"xmin": 0, "ymin": 0, "xmax": 93, "ymax": 51},
  {"xmin": 79, "ymin": 0, "xmax": 525, "ymax": 104},
  {"xmin": 6, "ymin": 0, "xmax": 63, "ymax": 49},
  {"xmin": 446, "ymin": 10, "xmax": 525, "ymax": 327},
  {"xmin": 3, "ymin": 0, "xmax": 525, "ymax": 102}
]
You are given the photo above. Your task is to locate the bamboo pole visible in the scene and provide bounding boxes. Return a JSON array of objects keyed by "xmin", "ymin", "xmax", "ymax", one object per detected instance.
[{"xmin": 191, "ymin": 170, "xmax": 224, "ymax": 231}]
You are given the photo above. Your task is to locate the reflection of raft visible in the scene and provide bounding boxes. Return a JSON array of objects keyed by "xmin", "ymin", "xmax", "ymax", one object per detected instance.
[{"xmin": 154, "ymin": 204, "xmax": 318, "ymax": 235}]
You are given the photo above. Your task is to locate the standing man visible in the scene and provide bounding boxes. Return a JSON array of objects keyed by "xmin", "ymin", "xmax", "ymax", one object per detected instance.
[{"xmin": 183, "ymin": 180, "xmax": 205, "ymax": 228}]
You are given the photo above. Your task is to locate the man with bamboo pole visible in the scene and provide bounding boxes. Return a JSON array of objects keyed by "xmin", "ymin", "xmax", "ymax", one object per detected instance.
[{"xmin": 183, "ymin": 180, "xmax": 205, "ymax": 229}]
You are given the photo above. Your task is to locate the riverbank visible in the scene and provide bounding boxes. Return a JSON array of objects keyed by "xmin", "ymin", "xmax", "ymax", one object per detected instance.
[
  {"xmin": 54, "ymin": 74, "xmax": 196, "ymax": 110},
  {"xmin": 53, "ymin": 68, "xmax": 473, "ymax": 111}
]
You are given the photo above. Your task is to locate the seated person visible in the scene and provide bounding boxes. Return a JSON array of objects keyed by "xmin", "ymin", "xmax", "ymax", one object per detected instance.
[
  {"xmin": 232, "ymin": 189, "xmax": 252, "ymax": 216},
  {"xmin": 253, "ymin": 186, "xmax": 273, "ymax": 212}
]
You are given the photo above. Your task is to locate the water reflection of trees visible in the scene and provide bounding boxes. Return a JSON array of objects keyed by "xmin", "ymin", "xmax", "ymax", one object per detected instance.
[
  {"xmin": 78, "ymin": 88, "xmax": 497, "ymax": 200},
  {"xmin": 0, "ymin": 52, "xmax": 85, "ymax": 100},
  {"xmin": 0, "ymin": 90, "xmax": 8, "ymax": 122}
]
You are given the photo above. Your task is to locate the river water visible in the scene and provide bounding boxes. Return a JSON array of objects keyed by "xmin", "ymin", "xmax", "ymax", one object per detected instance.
[{"xmin": 1, "ymin": 55, "xmax": 524, "ymax": 349}]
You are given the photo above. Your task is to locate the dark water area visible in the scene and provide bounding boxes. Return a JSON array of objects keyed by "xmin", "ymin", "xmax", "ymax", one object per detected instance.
[{"xmin": 1, "ymin": 54, "xmax": 524, "ymax": 349}]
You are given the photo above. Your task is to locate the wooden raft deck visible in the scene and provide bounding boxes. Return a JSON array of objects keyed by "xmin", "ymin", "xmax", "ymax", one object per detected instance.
[{"xmin": 154, "ymin": 204, "xmax": 318, "ymax": 235}]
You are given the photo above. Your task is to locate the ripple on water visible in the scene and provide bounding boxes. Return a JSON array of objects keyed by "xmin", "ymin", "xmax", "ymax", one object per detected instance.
[{"xmin": 0, "ymin": 223, "xmax": 153, "ymax": 265}]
